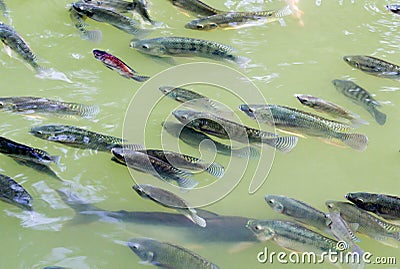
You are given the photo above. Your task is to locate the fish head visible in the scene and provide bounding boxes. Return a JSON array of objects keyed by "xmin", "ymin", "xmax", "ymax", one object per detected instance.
[
  {"xmin": 30, "ymin": 125, "xmax": 68, "ymax": 139},
  {"xmin": 386, "ymin": 5, "xmax": 400, "ymax": 14},
  {"xmin": 172, "ymin": 110, "xmax": 199, "ymax": 124},
  {"xmin": 246, "ymin": 220, "xmax": 275, "ymax": 241},
  {"xmin": 92, "ymin": 49, "xmax": 107, "ymax": 60},
  {"xmin": 158, "ymin": 86, "xmax": 175, "ymax": 96},
  {"xmin": 132, "ymin": 184, "xmax": 150, "ymax": 199},
  {"xmin": 185, "ymin": 20, "xmax": 219, "ymax": 31},
  {"xmin": 343, "ymin": 55, "xmax": 365, "ymax": 70},
  {"xmin": 130, "ymin": 40, "xmax": 167, "ymax": 57},
  {"xmin": 29, "ymin": 148, "xmax": 56, "ymax": 165},
  {"xmin": 264, "ymin": 195, "xmax": 285, "ymax": 213},
  {"xmin": 72, "ymin": 2, "xmax": 94, "ymax": 17},
  {"xmin": 331, "ymin": 79, "xmax": 350, "ymax": 92},
  {"xmin": 111, "ymin": 147, "xmax": 127, "ymax": 165},
  {"xmin": 325, "ymin": 200, "xmax": 343, "ymax": 213},
  {"xmin": 294, "ymin": 94, "xmax": 316, "ymax": 108},
  {"xmin": 128, "ymin": 238, "xmax": 155, "ymax": 263},
  {"xmin": 239, "ymin": 104, "xmax": 256, "ymax": 119},
  {"xmin": 345, "ymin": 192, "xmax": 377, "ymax": 212}
]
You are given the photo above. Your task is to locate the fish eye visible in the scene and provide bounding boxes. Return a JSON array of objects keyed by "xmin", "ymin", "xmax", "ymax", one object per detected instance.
[
  {"xmin": 354, "ymin": 63, "xmax": 359, "ymax": 68},
  {"xmin": 35, "ymin": 130, "xmax": 43, "ymax": 135},
  {"xmin": 355, "ymin": 198, "xmax": 364, "ymax": 203},
  {"xmin": 196, "ymin": 25, "xmax": 204, "ymax": 29},
  {"xmin": 0, "ymin": 102, "xmax": 3, "ymax": 108},
  {"xmin": 254, "ymin": 224, "xmax": 262, "ymax": 231},
  {"xmin": 267, "ymin": 199, "xmax": 274, "ymax": 204},
  {"xmin": 327, "ymin": 203, "xmax": 333, "ymax": 209},
  {"xmin": 142, "ymin": 44, "xmax": 149, "ymax": 49}
]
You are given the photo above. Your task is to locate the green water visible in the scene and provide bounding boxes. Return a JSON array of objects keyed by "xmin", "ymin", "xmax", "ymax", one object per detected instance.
[{"xmin": 0, "ymin": 0, "xmax": 399, "ymax": 268}]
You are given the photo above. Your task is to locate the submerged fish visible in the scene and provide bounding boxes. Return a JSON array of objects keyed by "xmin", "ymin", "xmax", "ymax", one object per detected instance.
[
  {"xmin": 166, "ymin": 0, "xmax": 222, "ymax": 17},
  {"xmin": 346, "ymin": 192, "xmax": 400, "ymax": 220},
  {"xmin": 264, "ymin": 194, "xmax": 330, "ymax": 234},
  {"xmin": 130, "ymin": 37, "xmax": 250, "ymax": 67},
  {"xmin": 0, "ymin": 23, "xmax": 43, "ymax": 72},
  {"xmin": 128, "ymin": 238, "xmax": 220, "ymax": 268},
  {"xmin": 246, "ymin": 219, "xmax": 340, "ymax": 254},
  {"xmin": 159, "ymin": 86, "xmax": 230, "ymax": 115},
  {"xmin": 0, "ymin": 136, "xmax": 60, "ymax": 166},
  {"xmin": 30, "ymin": 124, "xmax": 127, "ymax": 151},
  {"xmin": 343, "ymin": 55, "xmax": 400, "ymax": 80},
  {"xmin": 111, "ymin": 148, "xmax": 199, "ymax": 189},
  {"xmin": 72, "ymin": 2, "xmax": 149, "ymax": 36},
  {"xmin": 93, "ymin": 49, "xmax": 149, "ymax": 82},
  {"xmin": 185, "ymin": 6, "xmax": 292, "ymax": 31},
  {"xmin": 294, "ymin": 94, "xmax": 368, "ymax": 126},
  {"xmin": 239, "ymin": 104, "xmax": 368, "ymax": 151},
  {"xmin": 0, "ymin": 96, "xmax": 99, "ymax": 118},
  {"xmin": 387, "ymin": 4, "xmax": 400, "ymax": 15},
  {"xmin": 133, "ymin": 184, "xmax": 206, "ymax": 227},
  {"xmin": 0, "ymin": 173, "xmax": 32, "ymax": 210},
  {"xmin": 332, "ymin": 79, "xmax": 386, "ymax": 126},
  {"xmin": 0, "ymin": 0, "xmax": 11, "ymax": 24},
  {"xmin": 134, "ymin": 149, "xmax": 224, "ymax": 178},
  {"xmin": 325, "ymin": 201, "xmax": 400, "ymax": 247},
  {"xmin": 172, "ymin": 109, "xmax": 298, "ymax": 152},
  {"xmin": 69, "ymin": 7, "xmax": 102, "ymax": 42},
  {"xmin": 162, "ymin": 121, "xmax": 260, "ymax": 159}
]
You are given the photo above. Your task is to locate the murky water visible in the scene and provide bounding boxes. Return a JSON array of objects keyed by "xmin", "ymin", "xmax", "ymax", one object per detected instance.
[{"xmin": 0, "ymin": 0, "xmax": 399, "ymax": 268}]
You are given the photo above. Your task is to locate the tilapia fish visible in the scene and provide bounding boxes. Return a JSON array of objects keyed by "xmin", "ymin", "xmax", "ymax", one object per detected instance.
[
  {"xmin": 185, "ymin": 6, "xmax": 292, "ymax": 31},
  {"xmin": 0, "ymin": 96, "xmax": 99, "ymax": 118},
  {"xmin": 240, "ymin": 104, "xmax": 368, "ymax": 151},
  {"xmin": 246, "ymin": 219, "xmax": 341, "ymax": 254},
  {"xmin": 343, "ymin": 55, "xmax": 400, "ymax": 80},
  {"xmin": 133, "ymin": 184, "xmax": 206, "ymax": 227},
  {"xmin": 162, "ymin": 121, "xmax": 260, "ymax": 159},
  {"xmin": 0, "ymin": 173, "xmax": 32, "ymax": 210},
  {"xmin": 346, "ymin": 192, "xmax": 400, "ymax": 220},
  {"xmin": 332, "ymin": 79, "xmax": 386, "ymax": 126},
  {"xmin": 93, "ymin": 49, "xmax": 149, "ymax": 82},
  {"xmin": 295, "ymin": 94, "xmax": 368, "ymax": 126},
  {"xmin": 30, "ymin": 124, "xmax": 127, "ymax": 151},
  {"xmin": 111, "ymin": 148, "xmax": 199, "ymax": 189},
  {"xmin": 72, "ymin": 2, "xmax": 149, "ymax": 36},
  {"xmin": 130, "ymin": 37, "xmax": 250, "ymax": 68},
  {"xmin": 0, "ymin": 23, "xmax": 43, "ymax": 72},
  {"xmin": 166, "ymin": 0, "xmax": 223, "ymax": 17},
  {"xmin": 326, "ymin": 201, "xmax": 400, "ymax": 247},
  {"xmin": 265, "ymin": 194, "xmax": 330, "ymax": 234},
  {"xmin": 128, "ymin": 238, "xmax": 220, "ymax": 268},
  {"xmin": 0, "ymin": 136, "xmax": 60, "ymax": 166},
  {"xmin": 172, "ymin": 109, "xmax": 298, "ymax": 152}
]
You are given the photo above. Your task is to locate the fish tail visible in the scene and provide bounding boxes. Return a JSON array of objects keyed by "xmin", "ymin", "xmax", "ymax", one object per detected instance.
[
  {"xmin": 231, "ymin": 146, "xmax": 260, "ymax": 159},
  {"xmin": 276, "ymin": 5, "xmax": 293, "ymax": 17},
  {"xmin": 79, "ymin": 105, "xmax": 100, "ymax": 118},
  {"xmin": 51, "ymin": 155, "xmax": 61, "ymax": 165},
  {"xmin": 234, "ymin": 56, "xmax": 251, "ymax": 69},
  {"xmin": 262, "ymin": 136, "xmax": 298, "ymax": 153},
  {"xmin": 176, "ymin": 176, "xmax": 199, "ymax": 189},
  {"xmin": 187, "ymin": 212, "xmax": 207, "ymax": 227},
  {"xmin": 349, "ymin": 117, "xmax": 370, "ymax": 127},
  {"xmin": 205, "ymin": 162, "xmax": 225, "ymax": 178},
  {"xmin": 337, "ymin": 132, "xmax": 368, "ymax": 151},
  {"xmin": 372, "ymin": 108, "xmax": 387, "ymax": 126},
  {"xmin": 130, "ymin": 73, "xmax": 150, "ymax": 82},
  {"xmin": 82, "ymin": 30, "xmax": 102, "ymax": 42}
]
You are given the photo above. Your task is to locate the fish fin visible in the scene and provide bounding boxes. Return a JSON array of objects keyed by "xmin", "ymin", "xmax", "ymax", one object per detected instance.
[
  {"xmin": 349, "ymin": 117, "xmax": 369, "ymax": 127},
  {"xmin": 3, "ymin": 44, "xmax": 12, "ymax": 57},
  {"xmin": 372, "ymin": 108, "xmax": 387, "ymax": 125},
  {"xmin": 262, "ymin": 136, "xmax": 298, "ymax": 153},
  {"xmin": 176, "ymin": 176, "xmax": 198, "ymax": 189},
  {"xmin": 276, "ymin": 128, "xmax": 307, "ymax": 138},
  {"xmin": 132, "ymin": 28, "xmax": 152, "ymax": 38},
  {"xmin": 205, "ymin": 162, "xmax": 224, "ymax": 178},
  {"xmin": 51, "ymin": 155, "xmax": 61, "ymax": 166},
  {"xmin": 348, "ymin": 223, "xmax": 360, "ymax": 232},
  {"xmin": 231, "ymin": 146, "xmax": 260, "ymax": 159},
  {"xmin": 337, "ymin": 133, "xmax": 368, "ymax": 151},
  {"xmin": 196, "ymin": 209, "xmax": 219, "ymax": 218},
  {"xmin": 130, "ymin": 74, "xmax": 150, "ymax": 82},
  {"xmin": 82, "ymin": 30, "xmax": 102, "ymax": 42},
  {"xmin": 35, "ymin": 67, "xmax": 73, "ymax": 83},
  {"xmin": 180, "ymin": 209, "xmax": 206, "ymax": 227},
  {"xmin": 234, "ymin": 56, "xmax": 251, "ymax": 69},
  {"xmin": 276, "ymin": 5, "xmax": 293, "ymax": 17}
]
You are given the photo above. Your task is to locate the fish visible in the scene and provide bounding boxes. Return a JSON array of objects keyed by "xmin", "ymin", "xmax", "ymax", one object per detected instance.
[
  {"xmin": 111, "ymin": 148, "xmax": 199, "ymax": 189},
  {"xmin": 294, "ymin": 94, "xmax": 368, "ymax": 126},
  {"xmin": 0, "ymin": 136, "xmax": 60, "ymax": 166},
  {"xmin": 343, "ymin": 55, "xmax": 400, "ymax": 80},
  {"xmin": 92, "ymin": 49, "xmax": 149, "ymax": 82},
  {"xmin": 0, "ymin": 173, "xmax": 32, "ymax": 210},
  {"xmin": 166, "ymin": 0, "xmax": 223, "ymax": 17},
  {"xmin": 185, "ymin": 6, "xmax": 292, "ymax": 31},
  {"xmin": 130, "ymin": 37, "xmax": 250, "ymax": 68},
  {"xmin": 72, "ymin": 2, "xmax": 149, "ymax": 36},
  {"xmin": 29, "ymin": 124, "xmax": 129, "ymax": 151},
  {"xmin": 239, "ymin": 104, "xmax": 368, "ymax": 151},
  {"xmin": 0, "ymin": 96, "xmax": 99, "ymax": 118},
  {"xmin": 69, "ymin": 7, "xmax": 102, "ymax": 42},
  {"xmin": 83, "ymin": 0, "xmax": 153, "ymax": 24},
  {"xmin": 325, "ymin": 201, "xmax": 400, "ymax": 247},
  {"xmin": 0, "ymin": 0, "xmax": 11, "ymax": 24},
  {"xmin": 264, "ymin": 194, "xmax": 330, "ymax": 234},
  {"xmin": 134, "ymin": 148, "xmax": 225, "ymax": 178},
  {"xmin": 56, "ymin": 188, "xmax": 258, "ymax": 243},
  {"xmin": 387, "ymin": 4, "xmax": 400, "ymax": 15},
  {"xmin": 133, "ymin": 184, "xmax": 206, "ymax": 227},
  {"xmin": 0, "ymin": 23, "xmax": 44, "ymax": 72},
  {"xmin": 246, "ymin": 219, "xmax": 341, "ymax": 254},
  {"xmin": 128, "ymin": 238, "xmax": 220, "ymax": 268},
  {"xmin": 346, "ymin": 192, "xmax": 400, "ymax": 220},
  {"xmin": 172, "ymin": 110, "xmax": 298, "ymax": 152},
  {"xmin": 332, "ymin": 79, "xmax": 387, "ymax": 126},
  {"xmin": 325, "ymin": 211, "xmax": 364, "ymax": 256},
  {"xmin": 162, "ymin": 121, "xmax": 260, "ymax": 159},
  {"xmin": 159, "ymin": 86, "xmax": 230, "ymax": 115}
]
